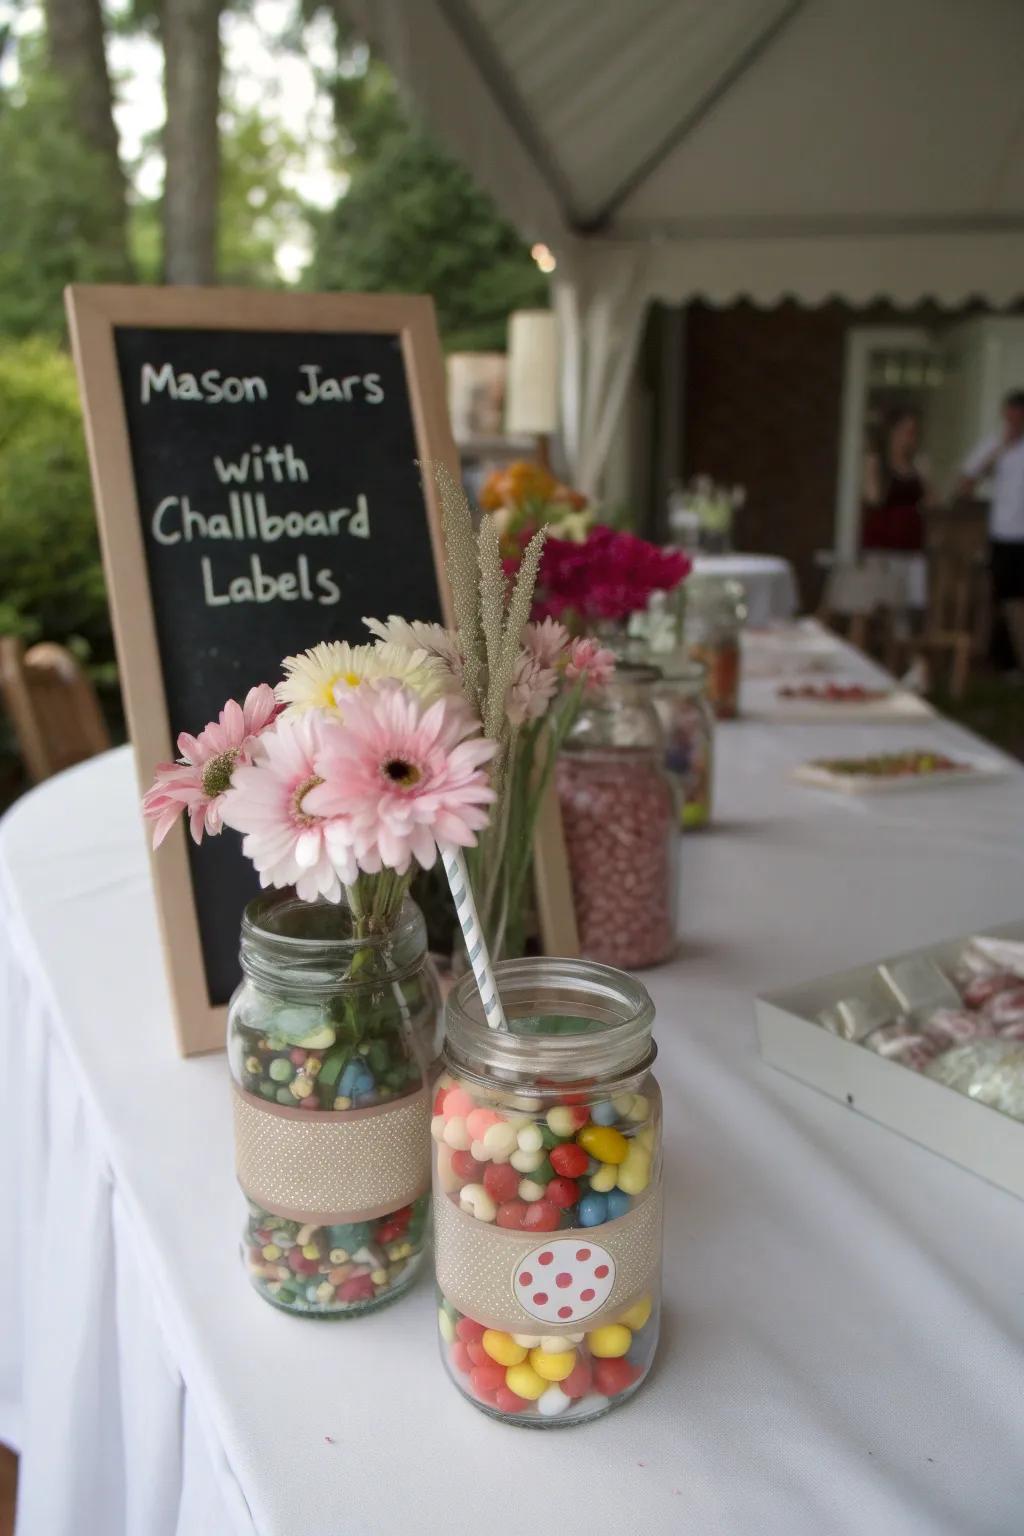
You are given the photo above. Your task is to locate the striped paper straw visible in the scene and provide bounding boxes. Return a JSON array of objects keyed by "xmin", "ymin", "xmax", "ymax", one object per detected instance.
[{"xmin": 441, "ymin": 845, "xmax": 507, "ymax": 1030}]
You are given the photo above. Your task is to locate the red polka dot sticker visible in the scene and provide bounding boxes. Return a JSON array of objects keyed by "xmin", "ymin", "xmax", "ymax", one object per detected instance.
[{"xmin": 512, "ymin": 1240, "xmax": 616, "ymax": 1324}]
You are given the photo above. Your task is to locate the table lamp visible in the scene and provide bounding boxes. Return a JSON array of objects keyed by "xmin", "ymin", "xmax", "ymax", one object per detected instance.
[{"xmin": 505, "ymin": 308, "xmax": 558, "ymax": 466}]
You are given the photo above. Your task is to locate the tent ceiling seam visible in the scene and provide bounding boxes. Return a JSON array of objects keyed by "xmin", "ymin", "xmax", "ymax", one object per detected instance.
[
  {"xmin": 577, "ymin": 0, "xmax": 807, "ymax": 234},
  {"xmin": 435, "ymin": 0, "xmax": 579, "ymax": 230}
]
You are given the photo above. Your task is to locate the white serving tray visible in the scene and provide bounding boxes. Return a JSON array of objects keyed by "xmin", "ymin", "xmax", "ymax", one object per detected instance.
[
  {"xmin": 793, "ymin": 752, "xmax": 1007, "ymax": 794},
  {"xmin": 755, "ymin": 686, "xmax": 934, "ymax": 724},
  {"xmin": 755, "ymin": 921, "xmax": 1024, "ymax": 1200}
]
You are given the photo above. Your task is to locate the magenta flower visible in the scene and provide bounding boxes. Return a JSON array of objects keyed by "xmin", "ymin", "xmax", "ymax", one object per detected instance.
[
  {"xmin": 565, "ymin": 636, "xmax": 616, "ymax": 690},
  {"xmin": 304, "ymin": 682, "xmax": 497, "ymax": 876},
  {"xmin": 221, "ymin": 713, "xmax": 358, "ymax": 902},
  {"xmin": 534, "ymin": 526, "xmax": 690, "ymax": 623},
  {"xmin": 141, "ymin": 684, "xmax": 280, "ymax": 847}
]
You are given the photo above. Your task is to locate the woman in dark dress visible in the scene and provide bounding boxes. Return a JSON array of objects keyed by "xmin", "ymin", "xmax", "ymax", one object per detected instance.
[{"xmin": 862, "ymin": 406, "xmax": 934, "ymax": 551}]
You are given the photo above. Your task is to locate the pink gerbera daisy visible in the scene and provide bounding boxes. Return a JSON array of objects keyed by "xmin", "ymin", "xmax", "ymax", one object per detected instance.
[
  {"xmin": 221, "ymin": 713, "xmax": 357, "ymax": 902},
  {"xmin": 523, "ymin": 617, "xmax": 570, "ymax": 669},
  {"xmin": 304, "ymin": 682, "xmax": 497, "ymax": 876},
  {"xmin": 142, "ymin": 684, "xmax": 279, "ymax": 847}
]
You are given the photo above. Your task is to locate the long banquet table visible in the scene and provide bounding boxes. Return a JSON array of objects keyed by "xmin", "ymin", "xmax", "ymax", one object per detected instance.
[{"xmin": 3, "ymin": 632, "xmax": 1024, "ymax": 1536}]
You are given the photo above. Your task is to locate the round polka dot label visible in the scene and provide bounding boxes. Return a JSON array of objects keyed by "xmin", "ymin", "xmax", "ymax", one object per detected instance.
[{"xmin": 512, "ymin": 1240, "xmax": 616, "ymax": 1324}]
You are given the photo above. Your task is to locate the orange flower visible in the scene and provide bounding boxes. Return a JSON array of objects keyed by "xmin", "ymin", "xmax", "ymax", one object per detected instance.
[{"xmin": 480, "ymin": 460, "xmax": 559, "ymax": 511}]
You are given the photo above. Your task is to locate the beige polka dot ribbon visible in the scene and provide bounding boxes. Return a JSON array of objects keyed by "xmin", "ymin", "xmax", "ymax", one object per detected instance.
[
  {"xmin": 232, "ymin": 1083, "xmax": 431, "ymax": 1224},
  {"xmin": 434, "ymin": 1182, "xmax": 663, "ymax": 1335}
]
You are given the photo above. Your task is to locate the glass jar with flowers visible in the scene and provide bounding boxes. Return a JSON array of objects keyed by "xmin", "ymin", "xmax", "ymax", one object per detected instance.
[{"xmin": 142, "ymin": 641, "xmax": 498, "ymax": 1318}]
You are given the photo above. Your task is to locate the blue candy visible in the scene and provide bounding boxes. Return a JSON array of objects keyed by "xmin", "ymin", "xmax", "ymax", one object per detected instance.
[
  {"xmin": 591, "ymin": 1101, "xmax": 617, "ymax": 1126},
  {"xmin": 339, "ymin": 1060, "xmax": 376, "ymax": 1098},
  {"xmin": 605, "ymin": 1189, "xmax": 632, "ymax": 1220},
  {"xmin": 578, "ymin": 1193, "xmax": 608, "ymax": 1227}
]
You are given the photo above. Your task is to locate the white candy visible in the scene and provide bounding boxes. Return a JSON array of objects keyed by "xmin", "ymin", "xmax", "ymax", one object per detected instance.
[
  {"xmin": 483, "ymin": 1122, "xmax": 517, "ymax": 1160},
  {"xmin": 537, "ymin": 1385, "xmax": 571, "ymax": 1418},
  {"xmin": 430, "ymin": 1114, "xmax": 447, "ymax": 1143},
  {"xmin": 459, "ymin": 1183, "xmax": 497, "ymax": 1222},
  {"xmin": 510, "ymin": 1147, "xmax": 545, "ymax": 1173},
  {"xmin": 352, "ymin": 1244, "xmax": 385, "ymax": 1268},
  {"xmin": 518, "ymin": 1178, "xmax": 546, "ymax": 1202},
  {"xmin": 435, "ymin": 1144, "xmax": 461, "ymax": 1194},
  {"xmin": 512, "ymin": 1333, "xmax": 542, "ymax": 1348},
  {"xmin": 516, "ymin": 1123, "xmax": 544, "ymax": 1153},
  {"xmin": 538, "ymin": 1333, "xmax": 583, "ymax": 1352},
  {"xmin": 442, "ymin": 1116, "xmax": 471, "ymax": 1151},
  {"xmin": 438, "ymin": 1309, "xmax": 456, "ymax": 1345},
  {"xmin": 469, "ymin": 1138, "xmax": 491, "ymax": 1163}
]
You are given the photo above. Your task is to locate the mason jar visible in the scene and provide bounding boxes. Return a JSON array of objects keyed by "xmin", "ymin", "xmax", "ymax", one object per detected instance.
[
  {"xmin": 228, "ymin": 892, "xmax": 440, "ymax": 1317},
  {"xmin": 649, "ymin": 661, "xmax": 715, "ymax": 829},
  {"xmin": 556, "ymin": 665, "xmax": 679, "ymax": 969},
  {"xmin": 684, "ymin": 574, "xmax": 746, "ymax": 719},
  {"xmin": 433, "ymin": 959, "xmax": 662, "ymax": 1426}
]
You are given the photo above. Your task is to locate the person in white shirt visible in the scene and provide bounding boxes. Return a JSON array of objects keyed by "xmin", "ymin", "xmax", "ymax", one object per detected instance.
[{"xmin": 959, "ymin": 389, "xmax": 1024, "ymax": 670}]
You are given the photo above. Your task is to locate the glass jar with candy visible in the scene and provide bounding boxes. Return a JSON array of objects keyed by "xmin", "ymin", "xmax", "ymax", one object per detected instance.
[
  {"xmin": 683, "ymin": 574, "xmax": 746, "ymax": 719},
  {"xmin": 433, "ymin": 958, "xmax": 662, "ymax": 1425},
  {"xmin": 228, "ymin": 891, "xmax": 440, "ymax": 1317},
  {"xmin": 649, "ymin": 660, "xmax": 715, "ymax": 829},
  {"xmin": 556, "ymin": 665, "xmax": 679, "ymax": 969}
]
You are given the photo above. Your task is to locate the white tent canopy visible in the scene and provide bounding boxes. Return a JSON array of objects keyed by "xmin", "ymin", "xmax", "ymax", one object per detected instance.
[{"xmin": 347, "ymin": 0, "xmax": 1024, "ymax": 489}]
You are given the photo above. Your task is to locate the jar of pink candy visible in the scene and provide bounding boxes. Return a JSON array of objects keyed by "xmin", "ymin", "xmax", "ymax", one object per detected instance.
[
  {"xmin": 433, "ymin": 959, "xmax": 662, "ymax": 1426},
  {"xmin": 556, "ymin": 667, "xmax": 679, "ymax": 969}
]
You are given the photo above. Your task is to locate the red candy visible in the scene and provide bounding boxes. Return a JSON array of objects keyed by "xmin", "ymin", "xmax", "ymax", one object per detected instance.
[
  {"xmin": 545, "ymin": 1177, "xmax": 580, "ymax": 1209},
  {"xmin": 450, "ymin": 1341, "xmax": 473, "ymax": 1375},
  {"xmin": 495, "ymin": 1386, "xmax": 532, "ymax": 1414},
  {"xmin": 466, "ymin": 1340, "xmax": 489, "ymax": 1366},
  {"xmin": 471, "ymin": 1361, "xmax": 507, "ymax": 1395},
  {"xmin": 550, "ymin": 1144, "xmax": 589, "ymax": 1178},
  {"xmin": 522, "ymin": 1200, "xmax": 561, "ymax": 1232},
  {"xmin": 593, "ymin": 1357, "xmax": 641, "ymax": 1397},
  {"xmin": 562, "ymin": 1355, "xmax": 594, "ymax": 1399},
  {"xmin": 451, "ymin": 1151, "xmax": 485, "ymax": 1182},
  {"xmin": 455, "ymin": 1317, "xmax": 485, "ymax": 1345},
  {"xmin": 483, "ymin": 1163, "xmax": 521, "ymax": 1203},
  {"xmin": 289, "ymin": 1048, "xmax": 308, "ymax": 1065},
  {"xmin": 433, "ymin": 1086, "xmax": 448, "ymax": 1115},
  {"xmin": 337, "ymin": 1274, "xmax": 375, "ymax": 1303},
  {"xmin": 496, "ymin": 1200, "xmax": 529, "ymax": 1229}
]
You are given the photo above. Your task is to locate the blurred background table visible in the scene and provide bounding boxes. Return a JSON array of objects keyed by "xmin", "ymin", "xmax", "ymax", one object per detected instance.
[{"xmin": 692, "ymin": 553, "xmax": 799, "ymax": 627}]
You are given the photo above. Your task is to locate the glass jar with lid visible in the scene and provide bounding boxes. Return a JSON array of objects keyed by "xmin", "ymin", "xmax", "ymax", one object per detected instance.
[
  {"xmin": 433, "ymin": 958, "xmax": 663, "ymax": 1426},
  {"xmin": 649, "ymin": 660, "xmax": 715, "ymax": 829},
  {"xmin": 683, "ymin": 574, "xmax": 746, "ymax": 719},
  {"xmin": 556, "ymin": 665, "xmax": 679, "ymax": 969},
  {"xmin": 228, "ymin": 891, "xmax": 440, "ymax": 1317}
]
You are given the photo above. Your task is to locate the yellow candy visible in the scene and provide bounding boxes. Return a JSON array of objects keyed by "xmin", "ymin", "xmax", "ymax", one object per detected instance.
[
  {"xmin": 505, "ymin": 1362, "xmax": 547, "ymax": 1401},
  {"xmin": 578, "ymin": 1125, "xmax": 629, "ymax": 1165},
  {"xmin": 370, "ymin": 1268, "xmax": 388, "ymax": 1285},
  {"xmin": 587, "ymin": 1324, "xmax": 632, "ymax": 1358},
  {"xmin": 291, "ymin": 1075, "xmax": 314, "ymax": 1099},
  {"xmin": 612, "ymin": 1093, "xmax": 636, "ymax": 1117},
  {"xmin": 529, "ymin": 1347, "xmax": 576, "ymax": 1382},
  {"xmin": 329, "ymin": 1248, "xmax": 349, "ymax": 1264},
  {"xmin": 635, "ymin": 1125, "xmax": 656, "ymax": 1152},
  {"xmin": 301, "ymin": 1243, "xmax": 320, "ymax": 1260},
  {"xmin": 438, "ymin": 1309, "xmax": 456, "ymax": 1344},
  {"xmin": 245, "ymin": 1056, "xmax": 261, "ymax": 1074},
  {"xmin": 627, "ymin": 1094, "xmax": 650, "ymax": 1123},
  {"xmin": 617, "ymin": 1295, "xmax": 652, "ymax": 1331},
  {"xmin": 588, "ymin": 1162, "xmax": 618, "ymax": 1193},
  {"xmin": 482, "ymin": 1330, "xmax": 528, "ymax": 1367},
  {"xmin": 546, "ymin": 1105, "xmax": 579, "ymax": 1138},
  {"xmin": 261, "ymin": 1244, "xmax": 281, "ymax": 1261},
  {"xmin": 617, "ymin": 1149, "xmax": 651, "ymax": 1195},
  {"xmin": 334, "ymin": 1095, "xmax": 352, "ymax": 1110}
]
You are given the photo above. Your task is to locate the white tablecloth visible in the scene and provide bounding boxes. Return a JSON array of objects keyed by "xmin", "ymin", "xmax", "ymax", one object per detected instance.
[
  {"xmin": 693, "ymin": 553, "xmax": 800, "ymax": 627},
  {"xmin": 3, "ymin": 635, "xmax": 1024, "ymax": 1536}
]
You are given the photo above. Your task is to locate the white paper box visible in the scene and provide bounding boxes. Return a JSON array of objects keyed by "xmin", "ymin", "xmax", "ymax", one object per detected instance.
[{"xmin": 755, "ymin": 921, "xmax": 1024, "ymax": 1200}]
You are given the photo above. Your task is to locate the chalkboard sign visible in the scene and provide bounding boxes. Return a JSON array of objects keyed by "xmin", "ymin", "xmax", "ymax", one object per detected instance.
[{"xmin": 66, "ymin": 287, "xmax": 458, "ymax": 1054}]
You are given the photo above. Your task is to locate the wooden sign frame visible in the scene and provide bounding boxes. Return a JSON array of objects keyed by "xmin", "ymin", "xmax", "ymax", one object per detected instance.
[{"xmin": 66, "ymin": 284, "xmax": 576, "ymax": 1056}]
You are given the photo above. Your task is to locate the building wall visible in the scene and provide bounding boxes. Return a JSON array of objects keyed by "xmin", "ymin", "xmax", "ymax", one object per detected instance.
[{"xmin": 680, "ymin": 299, "xmax": 984, "ymax": 608}]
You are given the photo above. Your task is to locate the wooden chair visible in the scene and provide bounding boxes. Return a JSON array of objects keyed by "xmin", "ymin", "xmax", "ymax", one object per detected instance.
[
  {"xmin": 0, "ymin": 636, "xmax": 110, "ymax": 783},
  {"xmin": 903, "ymin": 505, "xmax": 988, "ymax": 699}
]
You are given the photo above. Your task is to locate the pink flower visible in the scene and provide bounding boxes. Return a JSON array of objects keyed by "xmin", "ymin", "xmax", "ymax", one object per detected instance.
[
  {"xmin": 532, "ymin": 526, "xmax": 690, "ymax": 623},
  {"xmin": 141, "ymin": 684, "xmax": 279, "ymax": 847},
  {"xmin": 221, "ymin": 713, "xmax": 357, "ymax": 902},
  {"xmin": 304, "ymin": 682, "xmax": 496, "ymax": 876},
  {"xmin": 565, "ymin": 636, "xmax": 616, "ymax": 690},
  {"xmin": 523, "ymin": 617, "xmax": 570, "ymax": 669},
  {"xmin": 506, "ymin": 650, "xmax": 558, "ymax": 726}
]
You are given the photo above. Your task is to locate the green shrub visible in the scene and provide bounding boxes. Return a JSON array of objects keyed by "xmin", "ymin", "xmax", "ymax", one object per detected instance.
[{"xmin": 0, "ymin": 338, "xmax": 116, "ymax": 686}]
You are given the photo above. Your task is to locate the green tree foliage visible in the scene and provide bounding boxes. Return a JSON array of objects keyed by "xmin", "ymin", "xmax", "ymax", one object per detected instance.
[
  {"xmin": 0, "ymin": 339, "xmax": 113, "ymax": 682},
  {"xmin": 0, "ymin": 62, "xmax": 133, "ymax": 338},
  {"xmin": 310, "ymin": 59, "xmax": 548, "ymax": 351}
]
